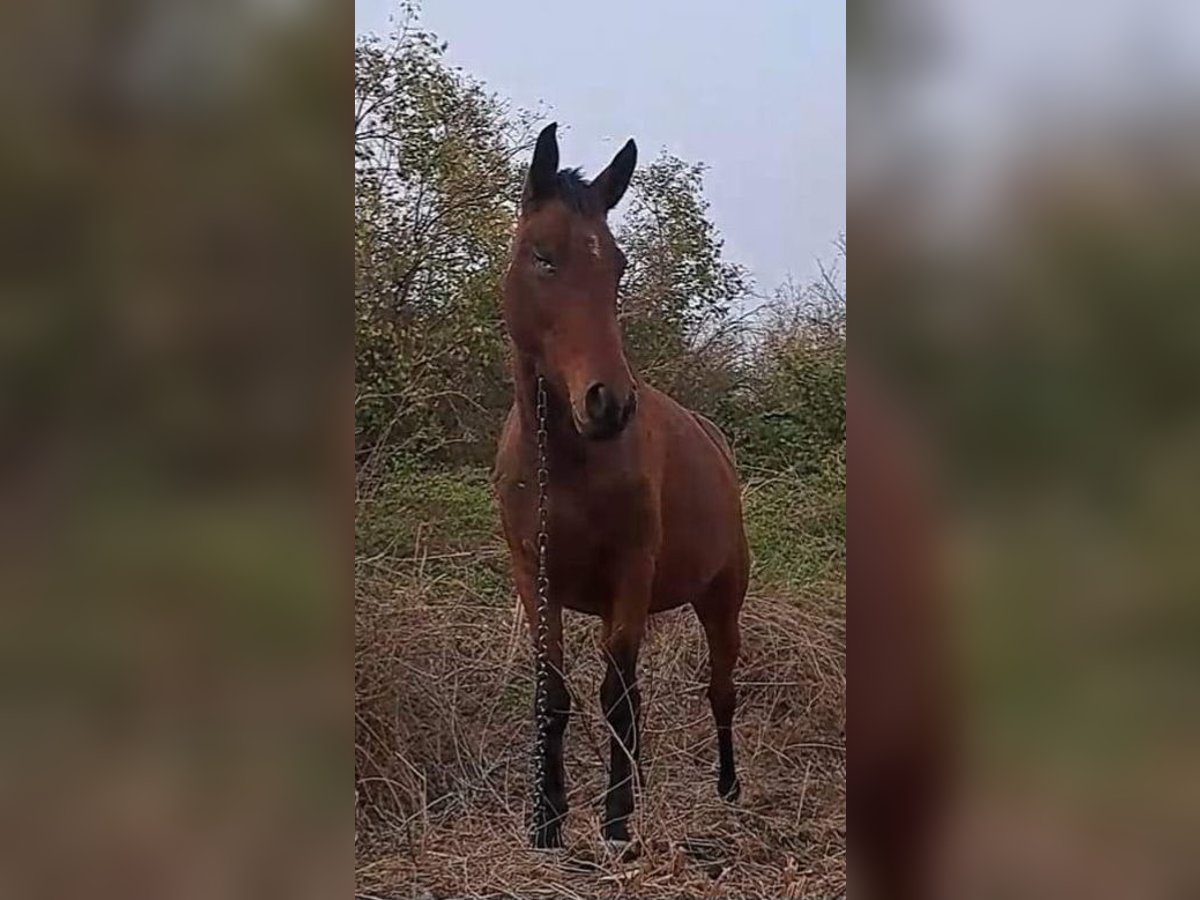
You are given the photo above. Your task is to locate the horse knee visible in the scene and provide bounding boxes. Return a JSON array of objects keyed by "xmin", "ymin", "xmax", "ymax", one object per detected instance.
[
  {"xmin": 706, "ymin": 633, "xmax": 739, "ymax": 720},
  {"xmin": 601, "ymin": 664, "xmax": 639, "ymax": 723},
  {"xmin": 707, "ymin": 675, "xmax": 735, "ymax": 723},
  {"xmin": 602, "ymin": 658, "xmax": 640, "ymax": 763},
  {"xmin": 708, "ymin": 670, "xmax": 735, "ymax": 700}
]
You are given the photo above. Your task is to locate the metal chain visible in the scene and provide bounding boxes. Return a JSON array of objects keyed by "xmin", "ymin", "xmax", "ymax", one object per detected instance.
[{"xmin": 531, "ymin": 374, "xmax": 552, "ymax": 843}]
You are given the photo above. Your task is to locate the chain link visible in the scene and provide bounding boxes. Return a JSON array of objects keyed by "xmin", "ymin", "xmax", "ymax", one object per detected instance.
[{"xmin": 531, "ymin": 374, "xmax": 552, "ymax": 843}]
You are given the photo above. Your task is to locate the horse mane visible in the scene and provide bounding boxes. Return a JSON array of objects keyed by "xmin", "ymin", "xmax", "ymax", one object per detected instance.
[{"xmin": 550, "ymin": 168, "xmax": 603, "ymax": 215}]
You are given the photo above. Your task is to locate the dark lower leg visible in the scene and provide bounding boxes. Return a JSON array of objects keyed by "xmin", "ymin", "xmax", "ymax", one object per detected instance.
[
  {"xmin": 709, "ymin": 673, "xmax": 739, "ymax": 799},
  {"xmin": 702, "ymin": 607, "xmax": 741, "ymax": 801},
  {"xmin": 532, "ymin": 668, "xmax": 570, "ymax": 847},
  {"xmin": 601, "ymin": 647, "xmax": 640, "ymax": 842}
]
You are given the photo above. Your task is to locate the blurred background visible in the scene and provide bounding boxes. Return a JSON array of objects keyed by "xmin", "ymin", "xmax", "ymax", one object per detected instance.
[
  {"xmin": 0, "ymin": 1, "xmax": 348, "ymax": 898},
  {"xmin": 852, "ymin": 0, "xmax": 1200, "ymax": 897}
]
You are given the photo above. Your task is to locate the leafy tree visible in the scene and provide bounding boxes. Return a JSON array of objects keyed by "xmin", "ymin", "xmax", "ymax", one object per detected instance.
[
  {"xmin": 355, "ymin": 17, "xmax": 533, "ymax": 468},
  {"xmin": 722, "ymin": 237, "xmax": 846, "ymax": 473},
  {"xmin": 617, "ymin": 155, "xmax": 752, "ymax": 409},
  {"xmin": 354, "ymin": 5, "xmax": 843, "ymax": 475}
]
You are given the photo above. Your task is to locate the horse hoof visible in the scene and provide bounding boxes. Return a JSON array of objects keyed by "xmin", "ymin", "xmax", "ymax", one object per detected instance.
[
  {"xmin": 602, "ymin": 839, "xmax": 640, "ymax": 861},
  {"xmin": 718, "ymin": 776, "xmax": 741, "ymax": 802},
  {"xmin": 531, "ymin": 824, "xmax": 564, "ymax": 851}
]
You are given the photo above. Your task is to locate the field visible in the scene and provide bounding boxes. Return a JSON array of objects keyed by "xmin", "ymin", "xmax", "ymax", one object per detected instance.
[
  {"xmin": 355, "ymin": 460, "xmax": 845, "ymax": 899},
  {"xmin": 355, "ymin": 19, "xmax": 845, "ymax": 895}
]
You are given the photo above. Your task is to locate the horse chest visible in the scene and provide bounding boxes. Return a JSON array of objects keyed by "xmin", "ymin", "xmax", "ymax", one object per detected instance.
[
  {"xmin": 498, "ymin": 467, "xmax": 651, "ymax": 563},
  {"xmin": 551, "ymin": 481, "xmax": 643, "ymax": 550}
]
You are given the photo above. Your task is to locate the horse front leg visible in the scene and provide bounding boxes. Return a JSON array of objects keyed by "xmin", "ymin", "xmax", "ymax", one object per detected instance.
[
  {"xmin": 599, "ymin": 560, "xmax": 651, "ymax": 847},
  {"xmin": 511, "ymin": 552, "xmax": 570, "ymax": 848},
  {"xmin": 530, "ymin": 598, "xmax": 569, "ymax": 849}
]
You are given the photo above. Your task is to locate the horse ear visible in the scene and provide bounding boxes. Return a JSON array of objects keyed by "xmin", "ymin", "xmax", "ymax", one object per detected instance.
[
  {"xmin": 523, "ymin": 122, "xmax": 559, "ymax": 209},
  {"xmin": 592, "ymin": 138, "xmax": 637, "ymax": 211}
]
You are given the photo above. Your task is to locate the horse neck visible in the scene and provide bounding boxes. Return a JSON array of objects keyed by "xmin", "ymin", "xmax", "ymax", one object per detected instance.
[{"xmin": 512, "ymin": 350, "xmax": 585, "ymax": 461}]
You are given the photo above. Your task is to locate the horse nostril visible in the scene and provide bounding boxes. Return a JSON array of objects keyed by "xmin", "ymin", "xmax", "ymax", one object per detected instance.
[
  {"xmin": 585, "ymin": 383, "xmax": 613, "ymax": 423},
  {"xmin": 582, "ymin": 382, "xmax": 635, "ymax": 438}
]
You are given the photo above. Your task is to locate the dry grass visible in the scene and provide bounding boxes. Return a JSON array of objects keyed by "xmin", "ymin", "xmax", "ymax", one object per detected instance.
[{"xmin": 355, "ymin": 469, "xmax": 845, "ymax": 899}]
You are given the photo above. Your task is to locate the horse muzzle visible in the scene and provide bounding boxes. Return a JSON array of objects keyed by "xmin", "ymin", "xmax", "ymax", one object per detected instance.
[{"xmin": 576, "ymin": 382, "xmax": 637, "ymax": 440}]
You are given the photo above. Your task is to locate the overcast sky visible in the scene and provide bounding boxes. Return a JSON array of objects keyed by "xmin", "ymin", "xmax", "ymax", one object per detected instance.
[{"xmin": 356, "ymin": 0, "xmax": 846, "ymax": 296}]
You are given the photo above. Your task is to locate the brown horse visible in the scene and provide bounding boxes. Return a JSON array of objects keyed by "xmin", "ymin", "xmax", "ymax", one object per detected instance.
[{"xmin": 493, "ymin": 123, "xmax": 750, "ymax": 850}]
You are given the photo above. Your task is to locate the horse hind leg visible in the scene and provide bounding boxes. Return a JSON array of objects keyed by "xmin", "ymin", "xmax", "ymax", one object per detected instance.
[{"xmin": 696, "ymin": 572, "xmax": 745, "ymax": 801}]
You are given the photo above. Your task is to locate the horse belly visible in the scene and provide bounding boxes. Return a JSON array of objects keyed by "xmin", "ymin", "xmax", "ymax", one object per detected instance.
[
  {"xmin": 652, "ymin": 498, "xmax": 740, "ymax": 611},
  {"xmin": 649, "ymin": 529, "xmax": 730, "ymax": 611},
  {"xmin": 545, "ymin": 492, "xmax": 636, "ymax": 615}
]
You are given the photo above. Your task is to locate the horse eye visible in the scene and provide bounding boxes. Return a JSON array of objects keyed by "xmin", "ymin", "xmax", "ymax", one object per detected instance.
[{"xmin": 532, "ymin": 248, "xmax": 556, "ymax": 275}]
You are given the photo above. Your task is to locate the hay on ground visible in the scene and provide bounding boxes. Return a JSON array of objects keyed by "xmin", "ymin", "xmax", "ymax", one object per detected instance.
[{"xmin": 356, "ymin": 548, "xmax": 845, "ymax": 900}]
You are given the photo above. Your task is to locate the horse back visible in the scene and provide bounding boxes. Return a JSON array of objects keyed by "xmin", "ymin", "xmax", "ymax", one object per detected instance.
[{"xmin": 692, "ymin": 410, "xmax": 737, "ymax": 468}]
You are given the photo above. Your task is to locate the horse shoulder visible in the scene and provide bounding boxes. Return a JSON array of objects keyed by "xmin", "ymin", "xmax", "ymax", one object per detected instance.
[
  {"xmin": 493, "ymin": 405, "xmax": 531, "ymax": 518},
  {"xmin": 493, "ymin": 405, "xmax": 522, "ymax": 480}
]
